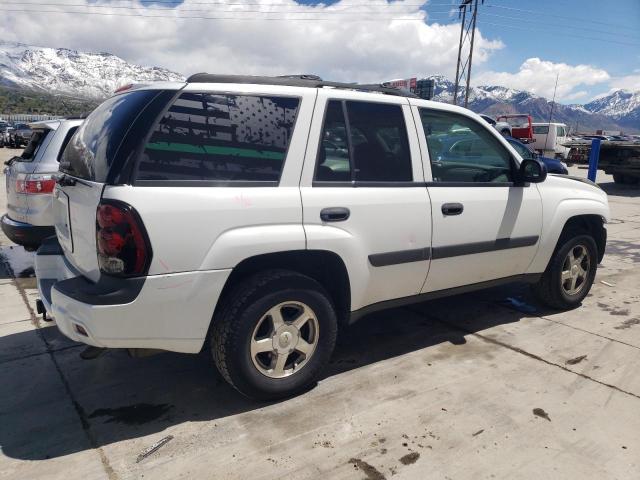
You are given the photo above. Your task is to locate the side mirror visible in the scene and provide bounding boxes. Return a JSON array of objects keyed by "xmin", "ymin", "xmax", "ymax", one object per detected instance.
[{"xmin": 518, "ymin": 158, "xmax": 547, "ymax": 184}]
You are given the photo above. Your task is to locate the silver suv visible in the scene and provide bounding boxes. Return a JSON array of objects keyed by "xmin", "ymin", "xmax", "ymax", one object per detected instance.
[{"xmin": 2, "ymin": 118, "xmax": 84, "ymax": 250}]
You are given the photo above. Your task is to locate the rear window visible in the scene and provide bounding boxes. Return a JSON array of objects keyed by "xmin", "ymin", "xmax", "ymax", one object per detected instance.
[
  {"xmin": 533, "ymin": 125, "xmax": 549, "ymax": 134},
  {"xmin": 135, "ymin": 92, "xmax": 300, "ymax": 183},
  {"xmin": 60, "ymin": 90, "xmax": 158, "ymax": 181},
  {"xmin": 20, "ymin": 129, "xmax": 50, "ymax": 161}
]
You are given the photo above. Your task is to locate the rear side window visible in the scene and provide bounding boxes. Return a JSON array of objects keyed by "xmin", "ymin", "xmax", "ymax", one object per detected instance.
[
  {"xmin": 60, "ymin": 90, "xmax": 158, "ymax": 181},
  {"xmin": 20, "ymin": 129, "xmax": 50, "ymax": 161},
  {"xmin": 314, "ymin": 100, "xmax": 412, "ymax": 183},
  {"xmin": 533, "ymin": 125, "xmax": 549, "ymax": 134},
  {"xmin": 135, "ymin": 93, "xmax": 300, "ymax": 183}
]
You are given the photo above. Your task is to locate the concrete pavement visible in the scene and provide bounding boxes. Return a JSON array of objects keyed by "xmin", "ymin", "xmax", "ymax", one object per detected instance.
[{"xmin": 1, "ymin": 149, "xmax": 639, "ymax": 480}]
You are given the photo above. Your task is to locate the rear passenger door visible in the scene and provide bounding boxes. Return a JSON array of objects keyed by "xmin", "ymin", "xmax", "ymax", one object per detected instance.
[
  {"xmin": 300, "ymin": 90, "xmax": 431, "ymax": 312},
  {"xmin": 413, "ymin": 105, "xmax": 542, "ymax": 293}
]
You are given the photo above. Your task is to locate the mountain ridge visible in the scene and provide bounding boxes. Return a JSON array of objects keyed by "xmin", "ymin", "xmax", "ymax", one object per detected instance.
[
  {"xmin": 0, "ymin": 41, "xmax": 637, "ymax": 132},
  {"xmin": 425, "ymin": 75, "xmax": 638, "ymax": 133}
]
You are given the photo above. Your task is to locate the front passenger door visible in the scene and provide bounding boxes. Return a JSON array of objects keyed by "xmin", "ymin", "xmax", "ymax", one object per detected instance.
[{"xmin": 416, "ymin": 108, "xmax": 543, "ymax": 293}]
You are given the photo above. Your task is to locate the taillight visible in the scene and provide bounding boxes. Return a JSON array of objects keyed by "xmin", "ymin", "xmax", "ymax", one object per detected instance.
[
  {"xmin": 15, "ymin": 174, "xmax": 56, "ymax": 194},
  {"xmin": 96, "ymin": 201, "xmax": 151, "ymax": 277}
]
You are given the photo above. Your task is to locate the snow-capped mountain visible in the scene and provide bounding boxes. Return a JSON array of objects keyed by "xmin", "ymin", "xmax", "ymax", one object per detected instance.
[
  {"xmin": 0, "ymin": 41, "xmax": 637, "ymax": 132},
  {"xmin": 0, "ymin": 41, "xmax": 184, "ymax": 99},
  {"xmin": 423, "ymin": 75, "xmax": 638, "ymax": 132},
  {"xmin": 584, "ymin": 90, "xmax": 640, "ymax": 129}
]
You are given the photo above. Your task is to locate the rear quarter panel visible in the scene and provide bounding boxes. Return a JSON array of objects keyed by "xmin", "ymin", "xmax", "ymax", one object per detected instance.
[{"xmin": 103, "ymin": 85, "xmax": 317, "ymax": 275}]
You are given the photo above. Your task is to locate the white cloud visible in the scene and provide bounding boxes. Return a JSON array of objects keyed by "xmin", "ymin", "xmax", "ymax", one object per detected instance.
[
  {"xmin": 562, "ymin": 90, "xmax": 589, "ymax": 102},
  {"xmin": 475, "ymin": 58, "xmax": 610, "ymax": 102},
  {"xmin": 609, "ymin": 73, "xmax": 640, "ymax": 92},
  {"xmin": 1, "ymin": 0, "xmax": 503, "ymax": 83}
]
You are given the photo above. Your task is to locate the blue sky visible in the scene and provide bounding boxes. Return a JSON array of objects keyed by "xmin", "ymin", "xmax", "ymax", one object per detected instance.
[
  {"xmin": 5, "ymin": 0, "xmax": 640, "ymax": 103},
  {"xmin": 298, "ymin": 0, "xmax": 640, "ymax": 101},
  {"xmin": 423, "ymin": 0, "xmax": 640, "ymax": 97}
]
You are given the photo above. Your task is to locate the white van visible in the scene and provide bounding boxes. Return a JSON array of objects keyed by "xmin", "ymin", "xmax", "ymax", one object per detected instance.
[{"xmin": 532, "ymin": 122, "xmax": 570, "ymax": 159}]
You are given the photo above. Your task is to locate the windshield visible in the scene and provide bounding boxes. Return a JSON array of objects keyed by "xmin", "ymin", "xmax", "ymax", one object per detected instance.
[
  {"xmin": 59, "ymin": 90, "xmax": 158, "ymax": 181},
  {"xmin": 19, "ymin": 129, "xmax": 50, "ymax": 161}
]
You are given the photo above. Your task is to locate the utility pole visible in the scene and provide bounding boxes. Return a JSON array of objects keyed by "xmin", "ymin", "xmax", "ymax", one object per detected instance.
[{"xmin": 452, "ymin": 0, "xmax": 483, "ymax": 108}]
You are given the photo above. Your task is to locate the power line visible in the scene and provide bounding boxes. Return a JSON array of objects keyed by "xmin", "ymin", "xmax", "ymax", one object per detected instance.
[
  {"xmin": 486, "ymin": 4, "xmax": 640, "ymax": 32},
  {"xmin": 6, "ymin": 1, "xmax": 638, "ymax": 46},
  {"xmin": 12, "ymin": 0, "xmax": 637, "ymax": 33},
  {"xmin": 14, "ymin": 0, "xmax": 453, "ymax": 5},
  {"xmin": 481, "ymin": 12, "xmax": 640, "ymax": 40},
  {"xmin": 427, "ymin": 10, "xmax": 640, "ymax": 41},
  {"xmin": 478, "ymin": 20, "xmax": 640, "ymax": 48},
  {"xmin": 2, "ymin": 7, "xmax": 435, "ymax": 20},
  {"xmin": 3, "ymin": 2, "xmax": 453, "ymax": 15}
]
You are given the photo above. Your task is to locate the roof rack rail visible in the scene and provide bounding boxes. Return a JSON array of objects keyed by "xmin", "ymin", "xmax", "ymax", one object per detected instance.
[
  {"xmin": 276, "ymin": 74, "xmax": 323, "ymax": 81},
  {"xmin": 64, "ymin": 112, "xmax": 90, "ymax": 120},
  {"xmin": 185, "ymin": 73, "xmax": 418, "ymax": 98}
]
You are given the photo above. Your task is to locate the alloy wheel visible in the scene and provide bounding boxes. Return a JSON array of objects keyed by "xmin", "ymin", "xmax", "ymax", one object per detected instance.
[
  {"xmin": 250, "ymin": 301, "xmax": 319, "ymax": 379},
  {"xmin": 561, "ymin": 244, "xmax": 591, "ymax": 296}
]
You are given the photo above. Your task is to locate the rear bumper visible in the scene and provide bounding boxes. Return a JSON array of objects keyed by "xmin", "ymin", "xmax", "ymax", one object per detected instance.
[
  {"xmin": 1, "ymin": 214, "xmax": 55, "ymax": 248},
  {"xmin": 36, "ymin": 238, "xmax": 232, "ymax": 353}
]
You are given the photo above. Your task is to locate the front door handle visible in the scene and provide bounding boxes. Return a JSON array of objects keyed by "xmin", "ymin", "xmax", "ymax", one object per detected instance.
[
  {"xmin": 442, "ymin": 202, "xmax": 464, "ymax": 216},
  {"xmin": 320, "ymin": 207, "xmax": 350, "ymax": 222}
]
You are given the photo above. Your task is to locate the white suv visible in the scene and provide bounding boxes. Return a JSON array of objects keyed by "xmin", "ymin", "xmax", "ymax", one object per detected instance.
[{"xmin": 35, "ymin": 75, "xmax": 609, "ymax": 400}]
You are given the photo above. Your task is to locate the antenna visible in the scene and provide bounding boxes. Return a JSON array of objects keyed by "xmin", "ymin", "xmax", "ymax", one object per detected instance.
[{"xmin": 544, "ymin": 72, "xmax": 560, "ymax": 152}]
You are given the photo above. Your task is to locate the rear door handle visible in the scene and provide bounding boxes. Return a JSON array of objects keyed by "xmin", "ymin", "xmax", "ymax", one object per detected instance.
[
  {"xmin": 320, "ymin": 207, "xmax": 350, "ymax": 222},
  {"xmin": 442, "ymin": 203, "xmax": 464, "ymax": 216}
]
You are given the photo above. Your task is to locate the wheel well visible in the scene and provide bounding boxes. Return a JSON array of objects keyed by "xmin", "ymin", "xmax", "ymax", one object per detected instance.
[
  {"xmin": 217, "ymin": 250, "xmax": 351, "ymax": 326},
  {"xmin": 560, "ymin": 215, "xmax": 607, "ymax": 263}
]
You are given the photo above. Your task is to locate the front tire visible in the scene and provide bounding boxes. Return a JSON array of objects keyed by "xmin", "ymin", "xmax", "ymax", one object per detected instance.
[
  {"xmin": 533, "ymin": 233, "xmax": 598, "ymax": 310},
  {"xmin": 211, "ymin": 270, "xmax": 338, "ymax": 401}
]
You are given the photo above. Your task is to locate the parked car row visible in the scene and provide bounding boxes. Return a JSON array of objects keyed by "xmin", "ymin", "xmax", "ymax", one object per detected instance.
[
  {"xmin": 0, "ymin": 121, "xmax": 33, "ymax": 149},
  {"xmin": 4, "ymin": 74, "xmax": 606, "ymax": 401},
  {"xmin": 480, "ymin": 115, "xmax": 569, "ymax": 170}
]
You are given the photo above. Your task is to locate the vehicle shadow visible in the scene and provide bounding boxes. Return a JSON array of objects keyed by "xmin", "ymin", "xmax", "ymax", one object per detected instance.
[
  {"xmin": 0, "ymin": 245, "xmax": 36, "ymax": 280},
  {"xmin": 599, "ymin": 181, "xmax": 640, "ymax": 198},
  {"xmin": 0, "ymin": 282, "xmax": 556, "ymax": 462}
]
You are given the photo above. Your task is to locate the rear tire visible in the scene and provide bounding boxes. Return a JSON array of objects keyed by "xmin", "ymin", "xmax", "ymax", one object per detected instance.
[
  {"xmin": 533, "ymin": 232, "xmax": 598, "ymax": 310},
  {"xmin": 211, "ymin": 269, "xmax": 338, "ymax": 401}
]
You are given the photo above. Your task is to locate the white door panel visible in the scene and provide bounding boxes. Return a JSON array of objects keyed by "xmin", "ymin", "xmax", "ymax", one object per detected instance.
[
  {"xmin": 424, "ymin": 185, "xmax": 542, "ymax": 292},
  {"xmin": 410, "ymin": 102, "xmax": 543, "ymax": 293},
  {"xmin": 303, "ymin": 188, "xmax": 431, "ymax": 309},
  {"xmin": 301, "ymin": 91, "xmax": 432, "ymax": 311}
]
